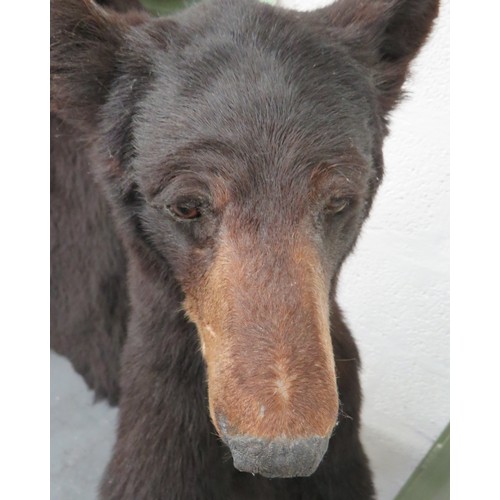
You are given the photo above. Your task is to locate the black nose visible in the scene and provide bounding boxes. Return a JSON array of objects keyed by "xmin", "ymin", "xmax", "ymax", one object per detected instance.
[{"xmin": 224, "ymin": 434, "xmax": 330, "ymax": 478}]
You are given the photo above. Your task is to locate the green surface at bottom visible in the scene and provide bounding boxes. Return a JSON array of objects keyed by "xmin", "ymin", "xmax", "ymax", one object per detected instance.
[{"xmin": 395, "ymin": 424, "xmax": 450, "ymax": 500}]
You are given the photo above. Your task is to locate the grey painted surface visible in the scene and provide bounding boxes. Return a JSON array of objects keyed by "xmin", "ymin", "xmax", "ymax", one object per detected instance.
[{"xmin": 51, "ymin": 353, "xmax": 117, "ymax": 500}]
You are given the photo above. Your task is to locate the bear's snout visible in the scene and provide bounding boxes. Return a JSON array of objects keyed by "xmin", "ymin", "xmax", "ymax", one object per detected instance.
[{"xmin": 183, "ymin": 227, "xmax": 339, "ymax": 477}]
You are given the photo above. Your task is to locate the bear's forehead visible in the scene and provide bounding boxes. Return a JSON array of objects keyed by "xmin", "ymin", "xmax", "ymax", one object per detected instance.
[
  {"xmin": 136, "ymin": 53, "xmax": 375, "ymax": 173},
  {"xmin": 146, "ymin": 12, "xmax": 376, "ymax": 127},
  {"xmin": 132, "ymin": 2, "xmax": 378, "ymax": 196}
]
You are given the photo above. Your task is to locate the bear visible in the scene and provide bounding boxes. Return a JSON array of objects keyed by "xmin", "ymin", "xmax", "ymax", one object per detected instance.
[{"xmin": 50, "ymin": 0, "xmax": 439, "ymax": 498}]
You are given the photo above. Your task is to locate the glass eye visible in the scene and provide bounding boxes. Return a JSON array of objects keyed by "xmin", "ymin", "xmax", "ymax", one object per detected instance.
[
  {"xmin": 167, "ymin": 203, "xmax": 202, "ymax": 220},
  {"xmin": 325, "ymin": 198, "xmax": 350, "ymax": 215}
]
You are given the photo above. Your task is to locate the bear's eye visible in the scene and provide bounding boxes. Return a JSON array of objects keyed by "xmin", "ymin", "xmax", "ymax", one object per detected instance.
[
  {"xmin": 167, "ymin": 202, "xmax": 202, "ymax": 221},
  {"xmin": 325, "ymin": 198, "xmax": 350, "ymax": 215}
]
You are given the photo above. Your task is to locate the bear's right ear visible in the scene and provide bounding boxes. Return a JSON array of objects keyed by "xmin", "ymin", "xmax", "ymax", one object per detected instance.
[
  {"xmin": 308, "ymin": 0, "xmax": 439, "ymax": 115},
  {"xmin": 50, "ymin": 0, "xmax": 148, "ymax": 130}
]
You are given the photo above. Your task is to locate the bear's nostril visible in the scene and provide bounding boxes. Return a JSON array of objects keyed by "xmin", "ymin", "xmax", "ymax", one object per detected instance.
[{"xmin": 223, "ymin": 434, "xmax": 330, "ymax": 478}]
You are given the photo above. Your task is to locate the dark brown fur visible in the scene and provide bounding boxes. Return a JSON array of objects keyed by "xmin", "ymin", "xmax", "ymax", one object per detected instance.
[{"xmin": 51, "ymin": 0, "xmax": 439, "ymax": 498}]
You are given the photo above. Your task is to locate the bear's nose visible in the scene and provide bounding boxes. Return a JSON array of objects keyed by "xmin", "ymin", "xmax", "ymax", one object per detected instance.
[{"xmin": 222, "ymin": 433, "xmax": 330, "ymax": 478}]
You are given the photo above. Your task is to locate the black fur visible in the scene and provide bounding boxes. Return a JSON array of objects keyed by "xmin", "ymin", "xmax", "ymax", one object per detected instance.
[{"xmin": 50, "ymin": 0, "xmax": 439, "ymax": 498}]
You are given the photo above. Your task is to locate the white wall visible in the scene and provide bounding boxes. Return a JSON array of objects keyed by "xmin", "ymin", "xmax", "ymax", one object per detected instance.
[{"xmin": 277, "ymin": 1, "xmax": 450, "ymax": 498}]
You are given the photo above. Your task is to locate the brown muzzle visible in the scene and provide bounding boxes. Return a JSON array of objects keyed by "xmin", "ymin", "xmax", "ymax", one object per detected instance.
[{"xmin": 184, "ymin": 227, "xmax": 338, "ymax": 477}]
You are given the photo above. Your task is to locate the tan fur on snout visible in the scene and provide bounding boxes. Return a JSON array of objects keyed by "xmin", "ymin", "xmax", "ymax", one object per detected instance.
[{"xmin": 184, "ymin": 227, "xmax": 338, "ymax": 441}]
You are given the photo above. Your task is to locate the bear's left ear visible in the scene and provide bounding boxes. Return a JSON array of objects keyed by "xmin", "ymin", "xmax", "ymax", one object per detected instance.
[
  {"xmin": 309, "ymin": 0, "xmax": 440, "ymax": 114},
  {"xmin": 50, "ymin": 0, "xmax": 148, "ymax": 131}
]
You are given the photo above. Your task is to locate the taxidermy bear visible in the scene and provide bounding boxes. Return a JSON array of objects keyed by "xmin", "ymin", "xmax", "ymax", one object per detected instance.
[{"xmin": 50, "ymin": 0, "xmax": 439, "ymax": 498}]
